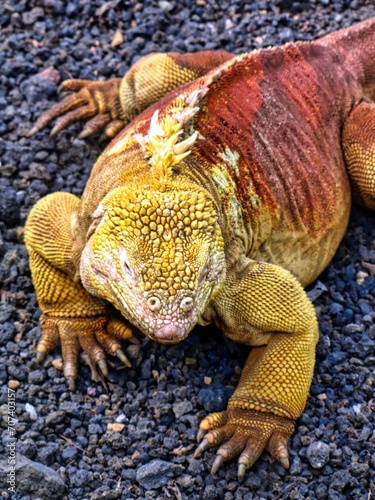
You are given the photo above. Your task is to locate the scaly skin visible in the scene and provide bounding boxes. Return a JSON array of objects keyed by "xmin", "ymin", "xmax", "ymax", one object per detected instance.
[{"xmin": 25, "ymin": 18, "xmax": 375, "ymax": 475}]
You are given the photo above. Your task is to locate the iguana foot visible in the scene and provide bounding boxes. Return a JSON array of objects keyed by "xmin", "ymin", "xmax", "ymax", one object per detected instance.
[
  {"xmin": 194, "ymin": 409, "xmax": 294, "ymax": 476},
  {"xmin": 37, "ymin": 315, "xmax": 133, "ymax": 389},
  {"xmin": 27, "ymin": 78, "xmax": 125, "ymax": 139}
]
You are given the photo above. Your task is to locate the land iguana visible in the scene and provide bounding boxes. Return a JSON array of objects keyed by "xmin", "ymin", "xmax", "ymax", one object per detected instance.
[{"xmin": 25, "ymin": 18, "xmax": 375, "ymax": 476}]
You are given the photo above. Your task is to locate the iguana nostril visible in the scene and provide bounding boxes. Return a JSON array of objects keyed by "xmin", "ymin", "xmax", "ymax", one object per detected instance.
[
  {"xmin": 180, "ymin": 296, "xmax": 194, "ymax": 312},
  {"xmin": 147, "ymin": 296, "xmax": 161, "ymax": 312}
]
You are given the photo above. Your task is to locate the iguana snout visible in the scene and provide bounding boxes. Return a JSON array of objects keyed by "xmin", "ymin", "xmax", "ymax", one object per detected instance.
[
  {"xmin": 137, "ymin": 283, "xmax": 212, "ymax": 343},
  {"xmin": 130, "ymin": 289, "xmax": 202, "ymax": 343},
  {"xmin": 80, "ymin": 185, "xmax": 226, "ymax": 343}
]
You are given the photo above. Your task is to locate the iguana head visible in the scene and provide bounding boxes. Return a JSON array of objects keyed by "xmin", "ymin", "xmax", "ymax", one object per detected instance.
[
  {"xmin": 80, "ymin": 184, "xmax": 225, "ymax": 343},
  {"xmin": 80, "ymin": 93, "xmax": 226, "ymax": 343}
]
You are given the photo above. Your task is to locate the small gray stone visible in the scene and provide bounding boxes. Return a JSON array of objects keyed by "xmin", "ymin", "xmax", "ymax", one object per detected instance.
[
  {"xmin": 70, "ymin": 468, "xmax": 90, "ymax": 487},
  {"xmin": 173, "ymin": 400, "xmax": 193, "ymax": 418},
  {"xmin": 289, "ymin": 455, "xmax": 303, "ymax": 475},
  {"xmin": 20, "ymin": 76, "xmax": 57, "ymax": 106},
  {"xmin": 46, "ymin": 410, "xmax": 66, "ymax": 425},
  {"xmin": 62, "ymin": 445, "xmax": 78, "ymax": 461},
  {"xmin": 22, "ymin": 7, "xmax": 44, "ymax": 25},
  {"xmin": 136, "ymin": 459, "xmax": 175, "ymax": 489},
  {"xmin": 0, "ymin": 187, "xmax": 20, "ymax": 227},
  {"xmin": 306, "ymin": 441, "xmax": 330, "ymax": 469},
  {"xmin": 0, "ymin": 322, "xmax": 15, "ymax": 345},
  {"xmin": 197, "ymin": 384, "xmax": 232, "ymax": 412}
]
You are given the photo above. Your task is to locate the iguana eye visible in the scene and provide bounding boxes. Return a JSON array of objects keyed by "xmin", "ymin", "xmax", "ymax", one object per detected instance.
[
  {"xmin": 122, "ymin": 258, "xmax": 134, "ymax": 277},
  {"xmin": 120, "ymin": 249, "xmax": 136, "ymax": 280}
]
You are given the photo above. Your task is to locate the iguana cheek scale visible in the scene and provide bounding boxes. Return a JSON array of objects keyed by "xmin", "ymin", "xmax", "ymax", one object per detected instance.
[{"xmin": 25, "ymin": 18, "xmax": 375, "ymax": 476}]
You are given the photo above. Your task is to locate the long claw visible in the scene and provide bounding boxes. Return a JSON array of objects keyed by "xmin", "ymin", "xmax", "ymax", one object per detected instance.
[
  {"xmin": 115, "ymin": 349, "xmax": 131, "ymax": 367},
  {"xmin": 78, "ymin": 129, "xmax": 91, "ymax": 140},
  {"xmin": 279, "ymin": 456, "xmax": 290, "ymax": 469},
  {"xmin": 197, "ymin": 428, "xmax": 206, "ymax": 443},
  {"xmin": 26, "ymin": 125, "xmax": 40, "ymax": 137},
  {"xmin": 238, "ymin": 463, "xmax": 247, "ymax": 478},
  {"xmin": 50, "ymin": 105, "xmax": 96, "ymax": 136},
  {"xmin": 98, "ymin": 359, "xmax": 109, "ymax": 377},
  {"xmin": 98, "ymin": 132, "xmax": 110, "ymax": 143},
  {"xmin": 36, "ymin": 351, "xmax": 46, "ymax": 363},
  {"xmin": 78, "ymin": 113, "xmax": 111, "ymax": 139},
  {"xmin": 194, "ymin": 438, "xmax": 210, "ymax": 458},
  {"xmin": 67, "ymin": 376, "xmax": 75, "ymax": 392},
  {"xmin": 50, "ymin": 124, "xmax": 61, "ymax": 137},
  {"xmin": 211, "ymin": 455, "xmax": 225, "ymax": 475}
]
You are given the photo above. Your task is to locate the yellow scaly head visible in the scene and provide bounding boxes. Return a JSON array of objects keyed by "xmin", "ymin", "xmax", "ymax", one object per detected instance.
[{"xmin": 80, "ymin": 89, "xmax": 226, "ymax": 343}]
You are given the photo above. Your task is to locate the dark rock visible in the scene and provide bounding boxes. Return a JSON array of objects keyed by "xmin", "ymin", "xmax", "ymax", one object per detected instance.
[
  {"xmin": 0, "ymin": 187, "xmax": 20, "ymax": 226},
  {"xmin": 329, "ymin": 469, "xmax": 355, "ymax": 491},
  {"xmin": 62, "ymin": 445, "xmax": 78, "ymax": 462},
  {"xmin": 46, "ymin": 410, "xmax": 66, "ymax": 425},
  {"xmin": 197, "ymin": 384, "xmax": 232, "ymax": 412},
  {"xmin": 306, "ymin": 441, "xmax": 330, "ymax": 469},
  {"xmin": 0, "ymin": 454, "xmax": 65, "ymax": 497},
  {"xmin": 16, "ymin": 438, "xmax": 37, "ymax": 460},
  {"xmin": 22, "ymin": 7, "xmax": 45, "ymax": 25},
  {"xmin": 290, "ymin": 455, "xmax": 303, "ymax": 475},
  {"xmin": 28, "ymin": 369, "xmax": 46, "ymax": 384},
  {"xmin": 70, "ymin": 468, "xmax": 90, "ymax": 487},
  {"xmin": 20, "ymin": 76, "xmax": 57, "ymax": 105},
  {"xmin": 136, "ymin": 459, "xmax": 176, "ymax": 489},
  {"xmin": 37, "ymin": 445, "xmax": 58, "ymax": 466},
  {"xmin": 173, "ymin": 400, "xmax": 193, "ymax": 418},
  {"xmin": 0, "ymin": 322, "xmax": 15, "ymax": 345}
]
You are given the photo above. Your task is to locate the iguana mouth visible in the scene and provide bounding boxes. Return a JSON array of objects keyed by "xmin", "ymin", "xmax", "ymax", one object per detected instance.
[{"xmin": 150, "ymin": 322, "xmax": 188, "ymax": 343}]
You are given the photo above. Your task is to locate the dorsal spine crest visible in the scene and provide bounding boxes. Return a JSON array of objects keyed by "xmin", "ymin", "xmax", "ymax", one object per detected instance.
[{"xmin": 135, "ymin": 88, "xmax": 208, "ymax": 191}]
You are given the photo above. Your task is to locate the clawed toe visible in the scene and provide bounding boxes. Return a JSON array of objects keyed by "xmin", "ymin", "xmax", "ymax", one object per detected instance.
[
  {"xmin": 97, "ymin": 359, "xmax": 109, "ymax": 377},
  {"xmin": 237, "ymin": 463, "xmax": 247, "ymax": 478},
  {"xmin": 67, "ymin": 376, "xmax": 76, "ymax": 392},
  {"xmin": 278, "ymin": 456, "xmax": 290, "ymax": 469},
  {"xmin": 211, "ymin": 455, "xmax": 225, "ymax": 474},
  {"xmin": 115, "ymin": 348, "xmax": 131, "ymax": 367},
  {"xmin": 197, "ymin": 428, "xmax": 207, "ymax": 443},
  {"xmin": 194, "ymin": 409, "xmax": 294, "ymax": 476},
  {"xmin": 36, "ymin": 351, "xmax": 46, "ymax": 364},
  {"xmin": 267, "ymin": 432, "xmax": 291, "ymax": 468},
  {"xmin": 26, "ymin": 78, "xmax": 125, "ymax": 138},
  {"xmin": 194, "ymin": 438, "xmax": 210, "ymax": 458}
]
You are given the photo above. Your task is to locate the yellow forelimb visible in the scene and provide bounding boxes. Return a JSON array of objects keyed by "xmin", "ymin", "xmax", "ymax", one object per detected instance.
[{"xmin": 214, "ymin": 261, "xmax": 319, "ymax": 420}]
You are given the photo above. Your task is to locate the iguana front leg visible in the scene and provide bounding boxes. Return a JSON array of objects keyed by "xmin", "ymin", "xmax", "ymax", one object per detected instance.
[
  {"xmin": 25, "ymin": 192, "xmax": 133, "ymax": 390},
  {"xmin": 28, "ymin": 51, "xmax": 233, "ymax": 139},
  {"xmin": 195, "ymin": 261, "xmax": 319, "ymax": 475}
]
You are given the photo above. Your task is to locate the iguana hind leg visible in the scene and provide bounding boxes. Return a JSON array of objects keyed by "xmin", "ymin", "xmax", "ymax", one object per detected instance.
[
  {"xmin": 195, "ymin": 261, "xmax": 319, "ymax": 475},
  {"xmin": 343, "ymin": 100, "xmax": 375, "ymax": 210},
  {"xmin": 25, "ymin": 192, "xmax": 133, "ymax": 389},
  {"xmin": 27, "ymin": 51, "xmax": 232, "ymax": 139}
]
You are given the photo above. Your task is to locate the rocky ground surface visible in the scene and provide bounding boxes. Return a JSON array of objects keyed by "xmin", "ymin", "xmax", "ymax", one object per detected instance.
[{"xmin": 0, "ymin": 0, "xmax": 375, "ymax": 499}]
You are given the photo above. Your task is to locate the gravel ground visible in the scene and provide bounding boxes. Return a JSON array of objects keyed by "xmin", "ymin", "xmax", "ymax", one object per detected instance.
[{"xmin": 1, "ymin": 1, "xmax": 375, "ymax": 499}]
